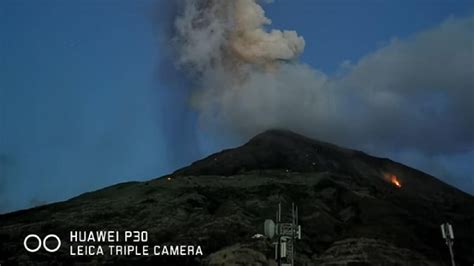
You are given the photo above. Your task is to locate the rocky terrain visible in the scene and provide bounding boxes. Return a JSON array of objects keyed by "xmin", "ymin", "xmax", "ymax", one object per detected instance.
[{"xmin": 1, "ymin": 130, "xmax": 473, "ymax": 265}]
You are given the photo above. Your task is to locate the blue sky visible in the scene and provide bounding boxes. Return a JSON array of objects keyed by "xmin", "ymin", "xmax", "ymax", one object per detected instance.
[{"xmin": 1, "ymin": 0, "xmax": 473, "ymax": 213}]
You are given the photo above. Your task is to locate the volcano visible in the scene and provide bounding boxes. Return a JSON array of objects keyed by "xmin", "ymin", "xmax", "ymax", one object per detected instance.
[{"xmin": 1, "ymin": 130, "xmax": 473, "ymax": 265}]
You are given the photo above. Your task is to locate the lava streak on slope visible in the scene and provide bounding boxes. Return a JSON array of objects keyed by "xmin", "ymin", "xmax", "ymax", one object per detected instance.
[
  {"xmin": 383, "ymin": 173, "xmax": 402, "ymax": 188},
  {"xmin": 391, "ymin": 175, "xmax": 402, "ymax": 188}
]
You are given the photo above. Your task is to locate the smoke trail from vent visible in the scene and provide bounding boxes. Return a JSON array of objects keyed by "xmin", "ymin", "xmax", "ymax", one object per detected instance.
[
  {"xmin": 171, "ymin": 0, "xmax": 473, "ymax": 151},
  {"xmin": 167, "ymin": 0, "xmax": 474, "ymax": 192}
]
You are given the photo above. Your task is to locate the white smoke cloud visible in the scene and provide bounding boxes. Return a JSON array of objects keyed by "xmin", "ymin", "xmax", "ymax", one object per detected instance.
[
  {"xmin": 169, "ymin": 0, "xmax": 473, "ymax": 191},
  {"xmin": 230, "ymin": 0, "xmax": 305, "ymax": 64},
  {"xmin": 173, "ymin": 0, "xmax": 304, "ymax": 73}
]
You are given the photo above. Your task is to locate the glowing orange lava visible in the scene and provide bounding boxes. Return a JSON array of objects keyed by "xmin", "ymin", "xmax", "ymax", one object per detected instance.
[{"xmin": 390, "ymin": 175, "xmax": 402, "ymax": 188}]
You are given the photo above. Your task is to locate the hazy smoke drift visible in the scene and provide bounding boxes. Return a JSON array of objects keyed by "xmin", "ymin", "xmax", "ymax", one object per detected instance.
[{"xmin": 172, "ymin": 1, "xmax": 474, "ymax": 159}]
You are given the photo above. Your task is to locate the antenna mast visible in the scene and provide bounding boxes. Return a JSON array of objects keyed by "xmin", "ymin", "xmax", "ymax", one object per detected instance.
[
  {"xmin": 264, "ymin": 202, "xmax": 301, "ymax": 266},
  {"xmin": 440, "ymin": 222, "xmax": 455, "ymax": 266}
]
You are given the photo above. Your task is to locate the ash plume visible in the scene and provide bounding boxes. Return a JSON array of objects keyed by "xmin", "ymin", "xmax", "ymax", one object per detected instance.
[
  {"xmin": 166, "ymin": 1, "xmax": 474, "ymax": 192},
  {"xmin": 173, "ymin": 0, "xmax": 305, "ymax": 73}
]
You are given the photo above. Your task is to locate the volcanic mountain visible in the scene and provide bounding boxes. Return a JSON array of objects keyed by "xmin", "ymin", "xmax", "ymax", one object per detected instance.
[{"xmin": 1, "ymin": 130, "xmax": 473, "ymax": 265}]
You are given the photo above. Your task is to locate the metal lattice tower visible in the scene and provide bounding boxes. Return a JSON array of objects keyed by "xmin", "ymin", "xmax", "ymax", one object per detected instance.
[{"xmin": 264, "ymin": 203, "xmax": 301, "ymax": 266}]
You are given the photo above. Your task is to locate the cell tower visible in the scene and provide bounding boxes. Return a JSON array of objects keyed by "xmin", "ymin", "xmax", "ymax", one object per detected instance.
[
  {"xmin": 264, "ymin": 203, "xmax": 301, "ymax": 266},
  {"xmin": 440, "ymin": 222, "xmax": 455, "ymax": 266}
]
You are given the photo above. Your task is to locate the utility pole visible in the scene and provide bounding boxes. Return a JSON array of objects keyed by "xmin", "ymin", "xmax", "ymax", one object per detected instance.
[
  {"xmin": 264, "ymin": 203, "xmax": 301, "ymax": 266},
  {"xmin": 440, "ymin": 222, "xmax": 455, "ymax": 266}
]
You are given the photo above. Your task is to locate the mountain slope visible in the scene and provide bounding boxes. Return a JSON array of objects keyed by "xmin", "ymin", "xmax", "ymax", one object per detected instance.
[{"xmin": 1, "ymin": 130, "xmax": 473, "ymax": 265}]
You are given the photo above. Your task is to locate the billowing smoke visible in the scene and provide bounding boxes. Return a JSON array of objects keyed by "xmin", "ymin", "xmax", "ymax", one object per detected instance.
[
  {"xmin": 168, "ymin": 1, "xmax": 474, "ymax": 192},
  {"xmin": 174, "ymin": 0, "xmax": 305, "ymax": 73}
]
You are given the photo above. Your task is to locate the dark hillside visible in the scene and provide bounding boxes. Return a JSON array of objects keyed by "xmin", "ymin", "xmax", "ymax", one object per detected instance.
[{"xmin": 1, "ymin": 130, "xmax": 473, "ymax": 265}]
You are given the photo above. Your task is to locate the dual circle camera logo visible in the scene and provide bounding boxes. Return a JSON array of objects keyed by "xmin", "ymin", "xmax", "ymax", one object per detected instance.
[{"xmin": 23, "ymin": 234, "xmax": 61, "ymax": 253}]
